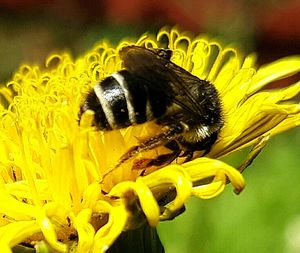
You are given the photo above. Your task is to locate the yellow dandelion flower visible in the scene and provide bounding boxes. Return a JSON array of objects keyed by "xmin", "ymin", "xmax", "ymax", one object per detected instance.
[{"xmin": 0, "ymin": 27, "xmax": 299, "ymax": 253}]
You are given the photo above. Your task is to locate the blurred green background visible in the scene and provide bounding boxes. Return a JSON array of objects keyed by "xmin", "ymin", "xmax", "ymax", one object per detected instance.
[
  {"xmin": 0, "ymin": 0, "xmax": 299, "ymax": 252},
  {"xmin": 159, "ymin": 127, "xmax": 300, "ymax": 253}
]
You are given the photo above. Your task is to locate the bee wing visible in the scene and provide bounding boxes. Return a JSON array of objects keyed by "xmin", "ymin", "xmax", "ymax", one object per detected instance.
[
  {"xmin": 120, "ymin": 46, "xmax": 209, "ymax": 118},
  {"xmin": 165, "ymin": 61, "xmax": 212, "ymax": 117},
  {"xmin": 119, "ymin": 46, "xmax": 172, "ymax": 84}
]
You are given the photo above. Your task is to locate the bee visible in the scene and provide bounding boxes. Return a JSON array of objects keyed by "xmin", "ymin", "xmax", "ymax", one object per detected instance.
[{"xmin": 79, "ymin": 45, "xmax": 223, "ymax": 170}]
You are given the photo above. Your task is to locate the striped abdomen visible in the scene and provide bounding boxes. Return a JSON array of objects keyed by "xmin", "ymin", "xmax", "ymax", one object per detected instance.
[{"xmin": 80, "ymin": 70, "xmax": 172, "ymax": 130}]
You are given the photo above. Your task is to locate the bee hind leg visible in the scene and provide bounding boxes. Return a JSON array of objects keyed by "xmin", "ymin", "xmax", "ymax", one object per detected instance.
[
  {"xmin": 132, "ymin": 141, "xmax": 181, "ymax": 170},
  {"xmin": 118, "ymin": 124, "xmax": 184, "ymax": 170},
  {"xmin": 147, "ymin": 140, "xmax": 181, "ymax": 167}
]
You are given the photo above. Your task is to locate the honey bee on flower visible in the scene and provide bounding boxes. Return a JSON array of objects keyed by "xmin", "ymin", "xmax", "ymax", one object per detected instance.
[{"xmin": 79, "ymin": 45, "xmax": 223, "ymax": 176}]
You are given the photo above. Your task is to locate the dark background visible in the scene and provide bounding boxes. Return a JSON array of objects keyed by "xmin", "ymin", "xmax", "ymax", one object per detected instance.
[{"xmin": 0, "ymin": 0, "xmax": 299, "ymax": 252}]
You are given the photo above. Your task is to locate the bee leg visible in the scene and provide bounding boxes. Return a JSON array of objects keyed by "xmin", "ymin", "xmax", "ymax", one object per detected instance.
[
  {"xmin": 148, "ymin": 141, "xmax": 181, "ymax": 166},
  {"xmin": 188, "ymin": 132, "xmax": 218, "ymax": 155},
  {"xmin": 132, "ymin": 140, "xmax": 180, "ymax": 171},
  {"xmin": 100, "ymin": 124, "xmax": 184, "ymax": 182},
  {"xmin": 117, "ymin": 124, "xmax": 184, "ymax": 167},
  {"xmin": 146, "ymin": 151, "xmax": 180, "ymax": 167},
  {"xmin": 183, "ymin": 151, "xmax": 194, "ymax": 163},
  {"xmin": 178, "ymin": 132, "xmax": 219, "ymax": 162}
]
